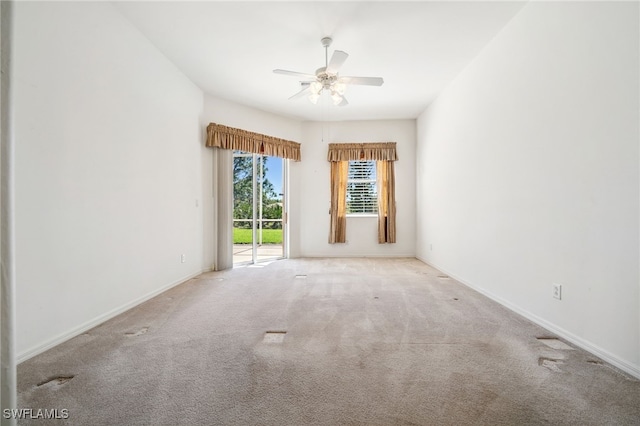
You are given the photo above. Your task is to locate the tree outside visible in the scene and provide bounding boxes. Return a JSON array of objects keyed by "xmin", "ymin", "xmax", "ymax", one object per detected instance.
[{"xmin": 233, "ymin": 154, "xmax": 283, "ymax": 236}]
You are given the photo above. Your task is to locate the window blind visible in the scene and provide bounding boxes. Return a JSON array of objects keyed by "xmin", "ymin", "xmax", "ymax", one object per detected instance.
[{"xmin": 347, "ymin": 160, "xmax": 378, "ymax": 214}]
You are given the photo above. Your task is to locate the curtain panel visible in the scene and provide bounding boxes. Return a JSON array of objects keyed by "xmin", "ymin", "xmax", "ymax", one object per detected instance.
[
  {"xmin": 329, "ymin": 161, "xmax": 349, "ymax": 243},
  {"xmin": 327, "ymin": 142, "xmax": 397, "ymax": 162},
  {"xmin": 206, "ymin": 123, "xmax": 301, "ymax": 161},
  {"xmin": 376, "ymin": 160, "xmax": 397, "ymax": 243}
]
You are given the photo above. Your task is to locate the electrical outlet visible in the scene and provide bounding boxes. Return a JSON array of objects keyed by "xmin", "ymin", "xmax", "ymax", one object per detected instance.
[
  {"xmin": 181, "ymin": 254, "xmax": 186, "ymax": 263},
  {"xmin": 553, "ymin": 284, "xmax": 562, "ymax": 300}
]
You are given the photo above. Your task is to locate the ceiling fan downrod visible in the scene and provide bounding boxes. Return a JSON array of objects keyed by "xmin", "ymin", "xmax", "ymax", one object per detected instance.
[{"xmin": 321, "ymin": 37, "xmax": 332, "ymax": 68}]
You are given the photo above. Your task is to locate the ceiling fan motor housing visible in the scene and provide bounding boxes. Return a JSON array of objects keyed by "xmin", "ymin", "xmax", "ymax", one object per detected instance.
[{"xmin": 315, "ymin": 67, "xmax": 338, "ymax": 88}]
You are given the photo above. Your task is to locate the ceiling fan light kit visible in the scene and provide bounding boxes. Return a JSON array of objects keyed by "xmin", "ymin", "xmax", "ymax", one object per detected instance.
[{"xmin": 274, "ymin": 37, "xmax": 384, "ymax": 107}]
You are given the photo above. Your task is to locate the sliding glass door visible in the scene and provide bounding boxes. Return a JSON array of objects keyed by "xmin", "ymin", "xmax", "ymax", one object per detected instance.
[{"xmin": 232, "ymin": 151, "xmax": 285, "ymax": 265}]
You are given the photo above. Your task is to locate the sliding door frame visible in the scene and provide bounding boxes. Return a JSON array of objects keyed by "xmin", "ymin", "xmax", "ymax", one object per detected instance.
[{"xmin": 232, "ymin": 151, "xmax": 287, "ymax": 265}]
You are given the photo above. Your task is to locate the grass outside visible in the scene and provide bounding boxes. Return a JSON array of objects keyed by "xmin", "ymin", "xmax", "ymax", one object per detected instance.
[{"xmin": 233, "ymin": 227, "xmax": 283, "ymax": 244}]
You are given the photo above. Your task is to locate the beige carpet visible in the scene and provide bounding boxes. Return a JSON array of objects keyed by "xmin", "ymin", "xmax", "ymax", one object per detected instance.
[{"xmin": 17, "ymin": 258, "xmax": 640, "ymax": 425}]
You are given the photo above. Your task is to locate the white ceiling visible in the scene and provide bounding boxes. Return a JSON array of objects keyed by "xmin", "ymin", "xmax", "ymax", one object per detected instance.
[{"xmin": 113, "ymin": 1, "xmax": 527, "ymax": 122}]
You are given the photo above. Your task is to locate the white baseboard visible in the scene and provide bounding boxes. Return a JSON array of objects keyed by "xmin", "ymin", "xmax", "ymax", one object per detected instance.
[
  {"xmin": 300, "ymin": 253, "xmax": 416, "ymax": 258},
  {"xmin": 17, "ymin": 268, "xmax": 208, "ymax": 364},
  {"xmin": 416, "ymin": 256, "xmax": 640, "ymax": 380}
]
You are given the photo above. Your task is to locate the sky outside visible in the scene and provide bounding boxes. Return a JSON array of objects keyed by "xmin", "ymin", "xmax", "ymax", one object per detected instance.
[{"xmin": 265, "ymin": 156, "xmax": 282, "ymax": 197}]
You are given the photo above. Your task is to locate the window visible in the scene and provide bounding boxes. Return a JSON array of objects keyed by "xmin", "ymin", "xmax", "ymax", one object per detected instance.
[
  {"xmin": 327, "ymin": 142, "xmax": 397, "ymax": 244},
  {"xmin": 346, "ymin": 160, "xmax": 378, "ymax": 215}
]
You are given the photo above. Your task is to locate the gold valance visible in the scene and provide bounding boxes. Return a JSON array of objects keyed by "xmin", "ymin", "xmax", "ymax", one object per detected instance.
[
  {"xmin": 206, "ymin": 123, "xmax": 301, "ymax": 161},
  {"xmin": 327, "ymin": 142, "xmax": 397, "ymax": 162}
]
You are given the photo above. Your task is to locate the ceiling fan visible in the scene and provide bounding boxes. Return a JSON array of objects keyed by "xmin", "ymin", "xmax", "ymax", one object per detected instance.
[{"xmin": 273, "ymin": 37, "xmax": 384, "ymax": 107}]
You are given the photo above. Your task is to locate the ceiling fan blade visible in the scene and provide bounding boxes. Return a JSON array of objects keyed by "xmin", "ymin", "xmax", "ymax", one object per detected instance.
[
  {"xmin": 288, "ymin": 85, "xmax": 311, "ymax": 100},
  {"xmin": 273, "ymin": 69, "xmax": 317, "ymax": 80},
  {"xmin": 339, "ymin": 76, "xmax": 384, "ymax": 86},
  {"xmin": 338, "ymin": 96, "xmax": 349, "ymax": 107},
  {"xmin": 326, "ymin": 50, "xmax": 349, "ymax": 74}
]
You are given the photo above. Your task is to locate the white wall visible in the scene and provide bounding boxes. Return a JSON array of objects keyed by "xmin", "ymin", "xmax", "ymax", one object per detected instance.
[
  {"xmin": 296, "ymin": 120, "xmax": 416, "ymax": 257},
  {"xmin": 416, "ymin": 2, "xmax": 639, "ymax": 376},
  {"xmin": 203, "ymin": 95, "xmax": 302, "ymax": 141},
  {"xmin": 14, "ymin": 2, "xmax": 206, "ymax": 359}
]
